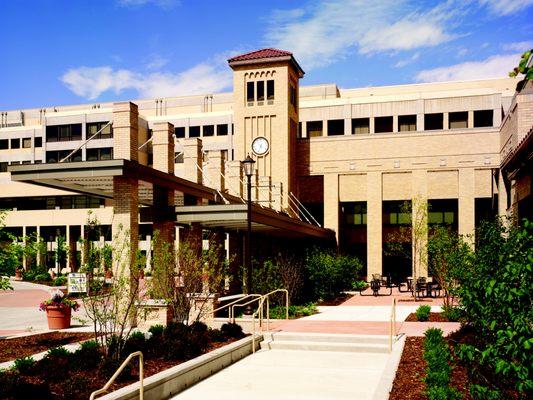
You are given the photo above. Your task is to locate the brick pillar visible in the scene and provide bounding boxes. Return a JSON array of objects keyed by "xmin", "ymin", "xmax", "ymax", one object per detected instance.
[
  {"xmin": 367, "ymin": 172, "xmax": 382, "ymax": 279},
  {"xmin": 228, "ymin": 232, "xmax": 243, "ymax": 294},
  {"xmin": 113, "ymin": 102, "xmax": 138, "ymax": 161},
  {"xmin": 459, "ymin": 168, "xmax": 475, "ymax": 247},
  {"xmin": 271, "ymin": 181, "xmax": 283, "ymax": 212},
  {"xmin": 226, "ymin": 160, "xmax": 243, "ymax": 199},
  {"xmin": 183, "ymin": 138, "xmax": 203, "ymax": 184},
  {"xmin": 152, "ymin": 122, "xmax": 176, "ymax": 261},
  {"xmin": 323, "ymin": 173, "xmax": 339, "ymax": 243},
  {"xmin": 412, "ymin": 170, "xmax": 428, "ymax": 277},
  {"xmin": 207, "ymin": 150, "xmax": 225, "ymax": 192},
  {"xmin": 209, "ymin": 229, "xmax": 226, "ymax": 292}
]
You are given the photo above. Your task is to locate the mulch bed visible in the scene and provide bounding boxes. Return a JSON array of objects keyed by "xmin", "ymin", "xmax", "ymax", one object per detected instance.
[
  {"xmin": 0, "ymin": 332, "xmax": 93, "ymax": 363},
  {"xmin": 317, "ymin": 293, "xmax": 353, "ymax": 306},
  {"xmin": 405, "ymin": 312, "xmax": 451, "ymax": 322},
  {"xmin": 390, "ymin": 334, "xmax": 472, "ymax": 399}
]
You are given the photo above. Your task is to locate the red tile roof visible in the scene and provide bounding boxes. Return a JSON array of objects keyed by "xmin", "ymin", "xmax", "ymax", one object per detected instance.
[{"xmin": 228, "ymin": 48, "xmax": 293, "ymax": 63}]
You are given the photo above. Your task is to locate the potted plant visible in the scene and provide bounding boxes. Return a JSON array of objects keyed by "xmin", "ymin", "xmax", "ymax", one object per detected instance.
[
  {"xmin": 14, "ymin": 268, "xmax": 23, "ymax": 280},
  {"xmin": 39, "ymin": 289, "xmax": 79, "ymax": 329}
]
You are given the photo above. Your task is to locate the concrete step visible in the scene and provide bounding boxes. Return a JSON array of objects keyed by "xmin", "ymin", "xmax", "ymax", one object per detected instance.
[
  {"xmin": 260, "ymin": 340, "xmax": 390, "ymax": 353},
  {"xmin": 264, "ymin": 332, "xmax": 391, "ymax": 345}
]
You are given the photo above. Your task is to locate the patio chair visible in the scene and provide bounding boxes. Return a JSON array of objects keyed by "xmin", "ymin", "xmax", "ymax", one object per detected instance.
[{"xmin": 416, "ymin": 277, "xmax": 428, "ymax": 298}]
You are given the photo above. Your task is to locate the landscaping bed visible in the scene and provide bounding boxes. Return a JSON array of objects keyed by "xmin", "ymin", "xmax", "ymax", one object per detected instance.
[
  {"xmin": 405, "ymin": 312, "xmax": 450, "ymax": 323},
  {"xmin": 0, "ymin": 322, "xmax": 246, "ymax": 400},
  {"xmin": 0, "ymin": 332, "xmax": 93, "ymax": 363}
]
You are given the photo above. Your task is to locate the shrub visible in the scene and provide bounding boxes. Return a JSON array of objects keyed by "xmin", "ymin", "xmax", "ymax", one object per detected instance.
[
  {"xmin": 269, "ymin": 303, "xmax": 317, "ymax": 319},
  {"xmin": 304, "ymin": 248, "xmax": 363, "ymax": 301},
  {"xmin": 221, "ymin": 323, "xmax": 244, "ymax": 339},
  {"xmin": 427, "ymin": 386, "xmax": 462, "ymax": 400},
  {"xmin": 100, "ymin": 358, "xmax": 132, "ymax": 381},
  {"xmin": 45, "ymin": 346, "xmax": 70, "ymax": 358},
  {"xmin": 416, "ymin": 305, "xmax": 431, "ymax": 321},
  {"xmin": 423, "ymin": 328, "xmax": 459, "ymax": 399},
  {"xmin": 352, "ymin": 280, "xmax": 368, "ymax": 291},
  {"xmin": 73, "ymin": 340, "xmax": 102, "ymax": 369},
  {"xmin": 13, "ymin": 356, "xmax": 35, "ymax": 375},
  {"xmin": 209, "ymin": 328, "xmax": 227, "ymax": 343},
  {"xmin": 40, "ymin": 347, "xmax": 71, "ymax": 380},
  {"xmin": 441, "ymin": 305, "xmax": 463, "ymax": 322},
  {"xmin": 122, "ymin": 331, "xmax": 147, "ymax": 356},
  {"xmin": 34, "ymin": 273, "xmax": 52, "ymax": 282},
  {"xmin": 51, "ymin": 276, "xmax": 67, "ymax": 286},
  {"xmin": 164, "ymin": 321, "xmax": 189, "ymax": 339},
  {"xmin": 148, "ymin": 324, "xmax": 165, "ymax": 337}
]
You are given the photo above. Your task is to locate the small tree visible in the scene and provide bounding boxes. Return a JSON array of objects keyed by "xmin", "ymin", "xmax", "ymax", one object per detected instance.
[
  {"xmin": 150, "ymin": 231, "xmax": 226, "ymax": 324},
  {"xmin": 427, "ymin": 225, "xmax": 472, "ymax": 308}
]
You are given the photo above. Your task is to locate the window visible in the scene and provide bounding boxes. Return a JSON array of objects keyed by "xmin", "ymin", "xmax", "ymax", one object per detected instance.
[
  {"xmin": 46, "ymin": 150, "xmax": 81, "ymax": 163},
  {"xmin": 10, "ymin": 138, "xmax": 20, "ymax": 149},
  {"xmin": 375, "ymin": 116, "xmax": 393, "ymax": 133},
  {"xmin": 298, "ymin": 122, "xmax": 303, "ymax": 138},
  {"xmin": 424, "ymin": 113, "xmax": 443, "ymax": 130},
  {"xmin": 257, "ymin": 81, "xmax": 265, "ymax": 102},
  {"xmin": 216, "ymin": 124, "xmax": 228, "ymax": 136},
  {"xmin": 449, "ymin": 112, "xmax": 468, "ymax": 129},
  {"xmin": 22, "ymin": 160, "xmax": 31, "ymax": 164},
  {"xmin": 34, "ymin": 137, "xmax": 42, "ymax": 147},
  {"xmin": 267, "ymin": 80, "xmax": 275, "ymax": 101},
  {"xmin": 398, "ymin": 115, "xmax": 416, "ymax": 132},
  {"xmin": 327, "ymin": 119, "xmax": 344, "ymax": 136},
  {"xmin": 175, "ymin": 127, "xmax": 185, "ymax": 138},
  {"xmin": 246, "ymin": 82, "xmax": 255, "ymax": 103},
  {"xmin": 87, "ymin": 148, "xmax": 112, "ymax": 161},
  {"xmin": 383, "ymin": 201, "xmax": 412, "ymax": 225},
  {"xmin": 22, "ymin": 138, "xmax": 32, "ymax": 148},
  {"xmin": 0, "ymin": 162, "xmax": 7, "ymax": 172},
  {"xmin": 342, "ymin": 202, "xmax": 367, "ymax": 225},
  {"xmin": 352, "ymin": 118, "xmax": 369, "ymax": 135},
  {"xmin": 46, "ymin": 124, "xmax": 82, "ymax": 142},
  {"xmin": 87, "ymin": 121, "xmax": 112, "ymax": 139},
  {"xmin": 0, "ymin": 139, "xmax": 7, "ymax": 150},
  {"xmin": 306, "ymin": 121, "xmax": 323, "ymax": 137},
  {"xmin": 474, "ymin": 110, "xmax": 493, "ymax": 127},
  {"xmin": 290, "ymin": 85, "xmax": 297, "ymax": 108},
  {"xmin": 428, "ymin": 199, "xmax": 457, "ymax": 229},
  {"xmin": 189, "ymin": 126, "xmax": 200, "ymax": 138},
  {"xmin": 175, "ymin": 152, "xmax": 184, "ymax": 163},
  {"xmin": 203, "ymin": 125, "xmax": 214, "ymax": 137}
]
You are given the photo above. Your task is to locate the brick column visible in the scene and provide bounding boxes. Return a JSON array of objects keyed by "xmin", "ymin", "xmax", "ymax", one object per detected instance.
[
  {"xmin": 226, "ymin": 160, "xmax": 243, "ymax": 199},
  {"xmin": 412, "ymin": 170, "xmax": 428, "ymax": 277},
  {"xmin": 152, "ymin": 122, "xmax": 174, "ymax": 174},
  {"xmin": 209, "ymin": 229, "xmax": 226, "ymax": 292},
  {"xmin": 323, "ymin": 173, "xmax": 339, "ymax": 243},
  {"xmin": 183, "ymin": 138, "xmax": 203, "ymax": 184},
  {"xmin": 467, "ymin": 111, "xmax": 474, "ymax": 129},
  {"xmin": 366, "ymin": 172, "xmax": 382, "ymax": 279},
  {"xmin": 113, "ymin": 102, "xmax": 138, "ymax": 161},
  {"xmin": 271, "ymin": 181, "xmax": 283, "ymax": 212},
  {"xmin": 459, "ymin": 168, "xmax": 475, "ymax": 246},
  {"xmin": 207, "ymin": 150, "xmax": 225, "ymax": 192}
]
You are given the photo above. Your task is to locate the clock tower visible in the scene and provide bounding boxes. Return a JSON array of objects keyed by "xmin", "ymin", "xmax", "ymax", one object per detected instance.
[{"xmin": 228, "ymin": 49, "xmax": 304, "ymax": 211}]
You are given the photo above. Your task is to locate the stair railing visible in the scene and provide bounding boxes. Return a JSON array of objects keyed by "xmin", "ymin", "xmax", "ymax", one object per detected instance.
[
  {"xmin": 252, "ymin": 289, "xmax": 289, "ymax": 353},
  {"xmin": 210, "ymin": 293, "xmax": 261, "ymax": 322},
  {"xmin": 89, "ymin": 351, "xmax": 144, "ymax": 400},
  {"xmin": 389, "ymin": 298, "xmax": 397, "ymax": 352},
  {"xmin": 230, "ymin": 295, "xmax": 264, "ymax": 323}
]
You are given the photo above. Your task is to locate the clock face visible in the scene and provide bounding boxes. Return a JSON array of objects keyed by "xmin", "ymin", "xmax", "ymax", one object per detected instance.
[{"xmin": 252, "ymin": 136, "xmax": 269, "ymax": 156}]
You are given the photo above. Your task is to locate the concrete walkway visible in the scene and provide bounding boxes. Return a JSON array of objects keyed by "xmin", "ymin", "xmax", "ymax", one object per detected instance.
[{"xmin": 173, "ymin": 348, "xmax": 392, "ymax": 400}]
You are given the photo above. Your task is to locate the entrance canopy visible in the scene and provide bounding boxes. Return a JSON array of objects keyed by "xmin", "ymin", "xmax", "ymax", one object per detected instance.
[{"xmin": 8, "ymin": 160, "xmax": 334, "ymax": 241}]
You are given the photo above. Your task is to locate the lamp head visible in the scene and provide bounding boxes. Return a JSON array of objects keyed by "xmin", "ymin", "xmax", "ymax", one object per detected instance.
[{"xmin": 241, "ymin": 155, "xmax": 255, "ymax": 177}]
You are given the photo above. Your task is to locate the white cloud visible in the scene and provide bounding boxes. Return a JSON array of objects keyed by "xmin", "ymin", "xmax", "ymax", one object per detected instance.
[
  {"xmin": 264, "ymin": 0, "xmax": 460, "ymax": 69},
  {"xmin": 145, "ymin": 55, "xmax": 169, "ymax": 70},
  {"xmin": 116, "ymin": 0, "xmax": 179, "ymax": 9},
  {"xmin": 61, "ymin": 58, "xmax": 232, "ymax": 100},
  {"xmin": 503, "ymin": 41, "xmax": 533, "ymax": 52},
  {"xmin": 477, "ymin": 0, "xmax": 533, "ymax": 16},
  {"xmin": 415, "ymin": 53, "xmax": 519, "ymax": 82},
  {"xmin": 395, "ymin": 52, "xmax": 420, "ymax": 68}
]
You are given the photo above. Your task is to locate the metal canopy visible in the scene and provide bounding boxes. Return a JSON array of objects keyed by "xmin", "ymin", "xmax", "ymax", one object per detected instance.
[
  {"xmin": 7, "ymin": 159, "xmax": 222, "ymax": 206},
  {"xmin": 174, "ymin": 204, "xmax": 335, "ymax": 240}
]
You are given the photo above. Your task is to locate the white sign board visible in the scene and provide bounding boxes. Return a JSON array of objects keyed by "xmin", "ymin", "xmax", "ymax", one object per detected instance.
[{"xmin": 68, "ymin": 273, "xmax": 87, "ymax": 294}]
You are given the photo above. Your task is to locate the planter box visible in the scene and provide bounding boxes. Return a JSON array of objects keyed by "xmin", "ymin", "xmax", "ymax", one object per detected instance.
[{"xmin": 97, "ymin": 335, "xmax": 261, "ymax": 400}]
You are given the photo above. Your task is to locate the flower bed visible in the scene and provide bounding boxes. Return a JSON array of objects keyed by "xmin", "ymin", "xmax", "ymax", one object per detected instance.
[
  {"xmin": 0, "ymin": 332, "xmax": 93, "ymax": 363},
  {"xmin": 405, "ymin": 312, "xmax": 450, "ymax": 323},
  {"xmin": 0, "ymin": 322, "xmax": 245, "ymax": 400}
]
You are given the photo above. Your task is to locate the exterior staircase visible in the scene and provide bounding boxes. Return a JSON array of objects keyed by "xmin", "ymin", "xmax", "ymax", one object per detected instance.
[{"xmin": 260, "ymin": 332, "xmax": 393, "ymax": 353}]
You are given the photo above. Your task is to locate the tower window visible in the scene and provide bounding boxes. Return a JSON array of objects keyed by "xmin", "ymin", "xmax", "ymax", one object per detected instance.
[
  {"xmin": 203, "ymin": 125, "xmax": 214, "ymax": 137},
  {"xmin": 267, "ymin": 80, "xmax": 275, "ymax": 101},
  {"xmin": 257, "ymin": 81, "xmax": 265, "ymax": 102},
  {"xmin": 217, "ymin": 124, "xmax": 228, "ymax": 136},
  {"xmin": 10, "ymin": 138, "xmax": 20, "ymax": 149},
  {"xmin": 327, "ymin": 119, "xmax": 344, "ymax": 136},
  {"xmin": 246, "ymin": 82, "xmax": 255, "ymax": 103},
  {"xmin": 0, "ymin": 139, "xmax": 8, "ymax": 149},
  {"xmin": 175, "ymin": 127, "xmax": 185, "ymax": 138},
  {"xmin": 189, "ymin": 126, "xmax": 200, "ymax": 138},
  {"xmin": 307, "ymin": 121, "xmax": 323, "ymax": 137},
  {"xmin": 352, "ymin": 118, "xmax": 369, "ymax": 135},
  {"xmin": 22, "ymin": 138, "xmax": 32, "ymax": 148}
]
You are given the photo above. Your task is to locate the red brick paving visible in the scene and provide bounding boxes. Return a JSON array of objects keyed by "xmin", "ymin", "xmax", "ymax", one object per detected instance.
[{"xmin": 0, "ymin": 289, "xmax": 49, "ymax": 307}]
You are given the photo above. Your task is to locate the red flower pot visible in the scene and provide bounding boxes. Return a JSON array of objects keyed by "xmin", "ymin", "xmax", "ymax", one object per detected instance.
[{"xmin": 45, "ymin": 306, "xmax": 72, "ymax": 329}]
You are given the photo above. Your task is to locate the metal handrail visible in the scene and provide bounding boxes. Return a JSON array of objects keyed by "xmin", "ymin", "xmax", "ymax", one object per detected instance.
[
  {"xmin": 230, "ymin": 295, "xmax": 264, "ymax": 323},
  {"xmin": 211, "ymin": 293, "xmax": 262, "ymax": 321},
  {"xmin": 389, "ymin": 298, "xmax": 397, "ymax": 352},
  {"xmin": 252, "ymin": 289, "xmax": 289, "ymax": 353},
  {"xmin": 89, "ymin": 351, "xmax": 144, "ymax": 400}
]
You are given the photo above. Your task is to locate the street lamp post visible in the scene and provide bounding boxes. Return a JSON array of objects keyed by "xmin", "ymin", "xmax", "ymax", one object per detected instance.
[{"xmin": 241, "ymin": 155, "xmax": 255, "ymax": 311}]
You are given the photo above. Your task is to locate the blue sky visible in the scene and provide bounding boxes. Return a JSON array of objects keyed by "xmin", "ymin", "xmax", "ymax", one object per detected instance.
[{"xmin": 0, "ymin": 0, "xmax": 532, "ymax": 110}]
